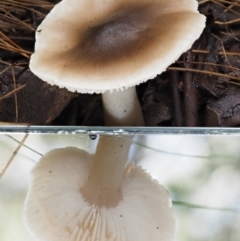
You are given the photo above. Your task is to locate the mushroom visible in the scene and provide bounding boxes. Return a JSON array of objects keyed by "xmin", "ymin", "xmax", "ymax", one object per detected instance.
[
  {"xmin": 29, "ymin": 0, "xmax": 206, "ymax": 126},
  {"xmin": 24, "ymin": 135, "xmax": 177, "ymax": 241}
]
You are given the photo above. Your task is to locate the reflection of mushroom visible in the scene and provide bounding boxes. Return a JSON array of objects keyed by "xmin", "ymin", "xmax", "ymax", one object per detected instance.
[
  {"xmin": 30, "ymin": 0, "xmax": 205, "ymax": 126},
  {"xmin": 24, "ymin": 135, "xmax": 177, "ymax": 241}
]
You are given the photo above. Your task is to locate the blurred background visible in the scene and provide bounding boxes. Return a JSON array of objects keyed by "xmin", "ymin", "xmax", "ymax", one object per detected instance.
[{"xmin": 0, "ymin": 133, "xmax": 240, "ymax": 241}]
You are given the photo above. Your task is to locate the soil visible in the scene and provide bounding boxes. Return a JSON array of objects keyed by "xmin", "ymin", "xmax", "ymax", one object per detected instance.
[{"xmin": 1, "ymin": 0, "xmax": 240, "ymax": 127}]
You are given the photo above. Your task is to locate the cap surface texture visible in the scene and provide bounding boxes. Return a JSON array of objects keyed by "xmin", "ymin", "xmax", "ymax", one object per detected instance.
[{"xmin": 30, "ymin": 0, "xmax": 206, "ymax": 93}]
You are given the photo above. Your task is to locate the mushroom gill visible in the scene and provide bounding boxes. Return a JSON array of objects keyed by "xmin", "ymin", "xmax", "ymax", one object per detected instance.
[{"xmin": 24, "ymin": 136, "xmax": 177, "ymax": 241}]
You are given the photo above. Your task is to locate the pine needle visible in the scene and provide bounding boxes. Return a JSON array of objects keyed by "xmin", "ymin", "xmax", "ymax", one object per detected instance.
[{"xmin": 0, "ymin": 134, "xmax": 28, "ymax": 178}]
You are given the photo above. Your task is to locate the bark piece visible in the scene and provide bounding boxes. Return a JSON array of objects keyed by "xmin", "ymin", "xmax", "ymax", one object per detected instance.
[
  {"xmin": 205, "ymin": 87, "xmax": 240, "ymax": 127},
  {"xmin": 142, "ymin": 77, "xmax": 172, "ymax": 126},
  {"xmin": 0, "ymin": 68, "xmax": 75, "ymax": 124}
]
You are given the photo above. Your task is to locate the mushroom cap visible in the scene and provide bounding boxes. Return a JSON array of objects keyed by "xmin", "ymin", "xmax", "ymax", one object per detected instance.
[
  {"xmin": 30, "ymin": 0, "xmax": 205, "ymax": 93},
  {"xmin": 24, "ymin": 147, "xmax": 177, "ymax": 241}
]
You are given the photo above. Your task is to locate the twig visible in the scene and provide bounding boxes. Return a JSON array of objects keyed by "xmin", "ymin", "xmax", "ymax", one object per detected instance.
[
  {"xmin": 222, "ymin": 29, "xmax": 240, "ymax": 42},
  {"xmin": 0, "ymin": 42, "xmax": 31, "ymax": 58},
  {"xmin": 176, "ymin": 61, "xmax": 240, "ymax": 71},
  {"xmin": 167, "ymin": 67, "xmax": 240, "ymax": 84},
  {"xmin": 0, "ymin": 31, "xmax": 31, "ymax": 58},
  {"xmin": 0, "ymin": 121, "xmax": 31, "ymax": 125},
  {"xmin": 0, "ymin": 11, "xmax": 35, "ymax": 31},
  {"xmin": 0, "ymin": 83, "xmax": 27, "ymax": 100},
  {"xmin": 170, "ymin": 71, "xmax": 183, "ymax": 126},
  {"xmin": 0, "ymin": 60, "xmax": 11, "ymax": 65},
  {"xmin": 1, "ymin": 0, "xmax": 53, "ymax": 8},
  {"xmin": 173, "ymin": 200, "xmax": 239, "ymax": 212},
  {"xmin": 216, "ymin": 0, "xmax": 240, "ymax": 8},
  {"xmin": 192, "ymin": 49, "xmax": 240, "ymax": 57},
  {"xmin": 216, "ymin": 17, "xmax": 240, "ymax": 25},
  {"xmin": 199, "ymin": 0, "xmax": 240, "ymax": 8},
  {"xmin": 0, "ymin": 65, "xmax": 11, "ymax": 75},
  {"xmin": 0, "ymin": 31, "xmax": 26, "ymax": 51},
  {"xmin": 212, "ymin": 33, "xmax": 240, "ymax": 78},
  {"xmin": 210, "ymin": 0, "xmax": 240, "ymax": 17},
  {"xmin": 11, "ymin": 66, "xmax": 19, "ymax": 122},
  {"xmin": 224, "ymin": 3, "xmax": 236, "ymax": 13},
  {"xmin": 6, "ymin": 134, "xmax": 43, "ymax": 157},
  {"xmin": 0, "ymin": 134, "xmax": 28, "ymax": 178},
  {"xmin": 183, "ymin": 51, "xmax": 199, "ymax": 126}
]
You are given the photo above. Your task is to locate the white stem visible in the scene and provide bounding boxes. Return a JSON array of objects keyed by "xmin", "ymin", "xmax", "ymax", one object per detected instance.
[
  {"xmin": 102, "ymin": 87, "xmax": 144, "ymax": 126},
  {"xmin": 81, "ymin": 135, "xmax": 133, "ymax": 207}
]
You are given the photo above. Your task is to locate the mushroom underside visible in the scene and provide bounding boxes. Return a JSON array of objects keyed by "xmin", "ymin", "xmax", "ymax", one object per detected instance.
[{"xmin": 24, "ymin": 147, "xmax": 176, "ymax": 241}]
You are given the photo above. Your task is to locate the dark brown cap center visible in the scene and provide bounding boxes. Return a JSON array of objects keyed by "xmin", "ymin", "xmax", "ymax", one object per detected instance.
[{"xmin": 77, "ymin": 7, "xmax": 153, "ymax": 63}]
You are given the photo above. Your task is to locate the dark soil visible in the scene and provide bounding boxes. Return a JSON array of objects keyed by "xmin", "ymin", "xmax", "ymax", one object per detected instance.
[{"xmin": 1, "ymin": 0, "xmax": 240, "ymax": 127}]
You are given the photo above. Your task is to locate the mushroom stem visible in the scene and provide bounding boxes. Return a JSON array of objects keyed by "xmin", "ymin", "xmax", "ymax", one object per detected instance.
[
  {"xmin": 81, "ymin": 135, "xmax": 132, "ymax": 207},
  {"xmin": 102, "ymin": 86, "xmax": 144, "ymax": 126}
]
